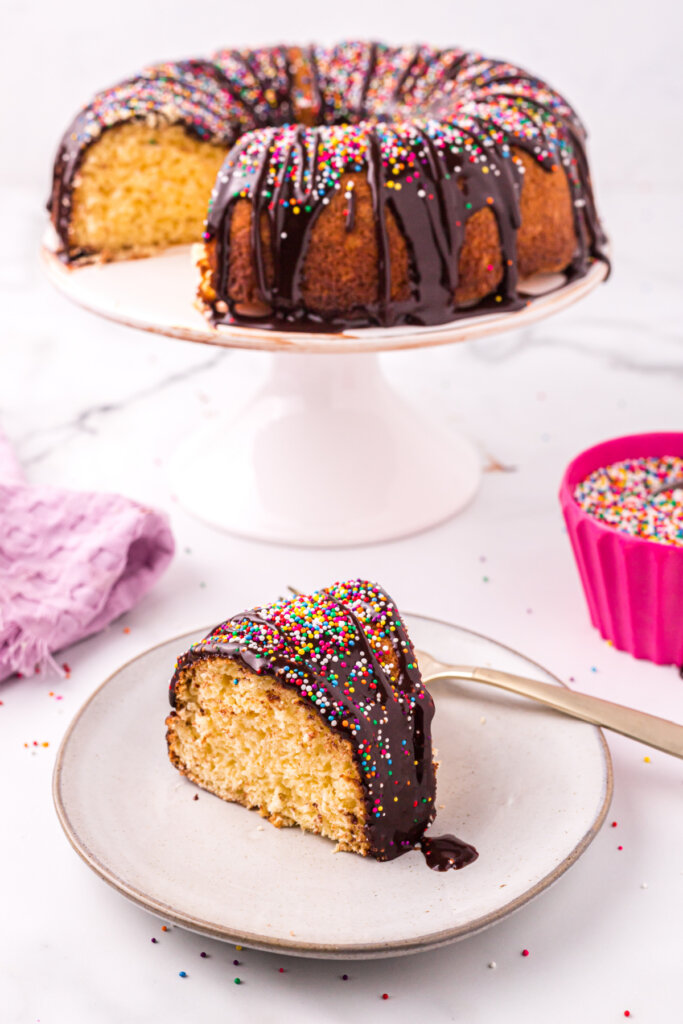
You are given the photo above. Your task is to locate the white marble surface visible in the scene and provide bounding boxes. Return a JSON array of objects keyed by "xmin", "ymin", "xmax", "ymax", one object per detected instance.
[{"xmin": 1, "ymin": 177, "xmax": 683, "ymax": 1024}]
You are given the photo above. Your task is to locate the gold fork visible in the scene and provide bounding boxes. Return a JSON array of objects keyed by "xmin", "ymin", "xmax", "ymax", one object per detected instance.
[{"xmin": 415, "ymin": 649, "xmax": 683, "ymax": 759}]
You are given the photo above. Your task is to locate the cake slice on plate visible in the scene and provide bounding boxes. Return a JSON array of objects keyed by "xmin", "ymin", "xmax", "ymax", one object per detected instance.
[{"xmin": 166, "ymin": 579, "xmax": 437, "ymax": 860}]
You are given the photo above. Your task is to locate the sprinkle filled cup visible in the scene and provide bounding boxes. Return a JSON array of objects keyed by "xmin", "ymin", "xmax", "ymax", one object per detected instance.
[
  {"xmin": 575, "ymin": 456, "xmax": 683, "ymax": 546},
  {"xmin": 560, "ymin": 434, "xmax": 683, "ymax": 665}
]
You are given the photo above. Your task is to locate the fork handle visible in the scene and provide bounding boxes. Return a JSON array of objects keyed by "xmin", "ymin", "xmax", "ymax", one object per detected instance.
[{"xmin": 429, "ymin": 666, "xmax": 683, "ymax": 758}]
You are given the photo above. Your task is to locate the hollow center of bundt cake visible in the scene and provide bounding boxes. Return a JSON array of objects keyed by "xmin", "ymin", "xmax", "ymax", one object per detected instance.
[
  {"xmin": 169, "ymin": 657, "xmax": 371, "ymax": 855},
  {"xmin": 69, "ymin": 122, "xmax": 228, "ymax": 256}
]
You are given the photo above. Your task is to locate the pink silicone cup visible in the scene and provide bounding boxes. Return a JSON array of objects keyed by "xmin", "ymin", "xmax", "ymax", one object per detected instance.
[{"xmin": 559, "ymin": 432, "xmax": 683, "ymax": 666}]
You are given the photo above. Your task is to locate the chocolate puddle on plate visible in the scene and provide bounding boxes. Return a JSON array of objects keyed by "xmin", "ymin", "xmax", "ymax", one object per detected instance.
[{"xmin": 419, "ymin": 833, "xmax": 479, "ymax": 871}]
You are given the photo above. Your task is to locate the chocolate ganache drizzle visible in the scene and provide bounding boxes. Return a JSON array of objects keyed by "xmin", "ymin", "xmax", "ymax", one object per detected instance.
[
  {"xmin": 50, "ymin": 41, "xmax": 607, "ymax": 328},
  {"xmin": 169, "ymin": 580, "xmax": 457, "ymax": 863},
  {"xmin": 203, "ymin": 42, "xmax": 608, "ymax": 329}
]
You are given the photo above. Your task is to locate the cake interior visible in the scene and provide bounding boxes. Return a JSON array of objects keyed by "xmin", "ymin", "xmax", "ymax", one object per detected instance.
[
  {"xmin": 69, "ymin": 121, "xmax": 228, "ymax": 257},
  {"xmin": 167, "ymin": 657, "xmax": 371, "ymax": 855}
]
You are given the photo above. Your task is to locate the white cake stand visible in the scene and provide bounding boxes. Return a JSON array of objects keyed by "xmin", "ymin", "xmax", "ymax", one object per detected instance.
[{"xmin": 42, "ymin": 242, "xmax": 607, "ymax": 546}]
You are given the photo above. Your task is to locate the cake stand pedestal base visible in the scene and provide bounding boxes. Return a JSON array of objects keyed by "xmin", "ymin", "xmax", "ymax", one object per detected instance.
[
  {"xmin": 43, "ymin": 240, "xmax": 607, "ymax": 546},
  {"xmin": 168, "ymin": 350, "xmax": 481, "ymax": 546}
]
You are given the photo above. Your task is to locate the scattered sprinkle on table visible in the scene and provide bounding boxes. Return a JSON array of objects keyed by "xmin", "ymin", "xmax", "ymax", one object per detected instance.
[
  {"xmin": 200, "ymin": 952, "xmax": 208, "ymax": 958},
  {"xmin": 574, "ymin": 455, "xmax": 683, "ymax": 546},
  {"xmin": 488, "ymin": 961, "xmax": 497, "ymax": 969},
  {"xmin": 233, "ymin": 960, "xmax": 240, "ymax": 966},
  {"xmin": 179, "ymin": 971, "xmax": 187, "ymax": 978},
  {"xmin": 521, "ymin": 949, "xmax": 530, "ymax": 957},
  {"xmin": 234, "ymin": 978, "xmax": 242, "ymax": 985},
  {"xmin": 611, "ymin": 821, "xmax": 618, "ymax": 828},
  {"xmin": 381, "ymin": 993, "xmax": 389, "ymax": 1000},
  {"xmin": 341, "ymin": 974, "xmax": 349, "ymax": 981}
]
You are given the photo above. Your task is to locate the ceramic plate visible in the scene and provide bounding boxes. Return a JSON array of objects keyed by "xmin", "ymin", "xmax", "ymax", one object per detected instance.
[
  {"xmin": 41, "ymin": 238, "xmax": 608, "ymax": 354},
  {"xmin": 53, "ymin": 616, "xmax": 612, "ymax": 959}
]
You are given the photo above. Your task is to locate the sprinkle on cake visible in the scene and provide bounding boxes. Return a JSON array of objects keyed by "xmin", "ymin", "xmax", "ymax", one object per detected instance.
[
  {"xmin": 166, "ymin": 579, "xmax": 437, "ymax": 860},
  {"xmin": 574, "ymin": 456, "xmax": 683, "ymax": 546},
  {"xmin": 50, "ymin": 42, "xmax": 608, "ymax": 328}
]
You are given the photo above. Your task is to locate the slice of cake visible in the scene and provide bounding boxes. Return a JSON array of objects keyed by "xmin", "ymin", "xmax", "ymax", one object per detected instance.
[{"xmin": 166, "ymin": 579, "xmax": 437, "ymax": 860}]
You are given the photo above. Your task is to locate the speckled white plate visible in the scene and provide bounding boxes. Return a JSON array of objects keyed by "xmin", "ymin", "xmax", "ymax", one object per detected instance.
[{"xmin": 53, "ymin": 615, "xmax": 612, "ymax": 959}]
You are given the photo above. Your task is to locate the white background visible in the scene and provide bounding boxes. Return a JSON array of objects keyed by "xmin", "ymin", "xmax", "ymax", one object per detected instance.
[{"xmin": 1, "ymin": 2, "xmax": 683, "ymax": 1023}]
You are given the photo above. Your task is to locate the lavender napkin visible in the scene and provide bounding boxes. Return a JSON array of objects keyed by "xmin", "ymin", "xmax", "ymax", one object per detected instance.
[{"xmin": 0, "ymin": 429, "xmax": 174, "ymax": 681}]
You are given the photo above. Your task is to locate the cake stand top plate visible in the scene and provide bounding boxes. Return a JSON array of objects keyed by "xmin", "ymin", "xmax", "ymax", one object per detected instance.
[{"xmin": 42, "ymin": 239, "xmax": 608, "ymax": 354}]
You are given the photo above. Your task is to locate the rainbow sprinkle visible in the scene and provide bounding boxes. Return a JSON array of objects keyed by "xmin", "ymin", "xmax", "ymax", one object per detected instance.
[{"xmin": 574, "ymin": 456, "xmax": 683, "ymax": 546}]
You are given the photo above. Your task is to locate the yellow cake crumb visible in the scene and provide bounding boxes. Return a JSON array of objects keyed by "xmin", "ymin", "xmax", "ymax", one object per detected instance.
[
  {"xmin": 69, "ymin": 121, "xmax": 228, "ymax": 258},
  {"xmin": 166, "ymin": 658, "xmax": 371, "ymax": 855}
]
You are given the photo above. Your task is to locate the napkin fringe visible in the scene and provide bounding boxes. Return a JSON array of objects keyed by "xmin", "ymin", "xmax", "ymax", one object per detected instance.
[{"xmin": 3, "ymin": 623, "xmax": 64, "ymax": 679}]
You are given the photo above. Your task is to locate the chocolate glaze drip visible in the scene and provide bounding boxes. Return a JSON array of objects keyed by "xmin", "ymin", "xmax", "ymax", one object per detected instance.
[
  {"xmin": 420, "ymin": 833, "xmax": 479, "ymax": 871},
  {"xmin": 367, "ymin": 131, "xmax": 390, "ymax": 322},
  {"xmin": 307, "ymin": 45, "xmax": 324, "ymax": 121},
  {"xmin": 169, "ymin": 581, "xmax": 437, "ymax": 862},
  {"xmin": 202, "ymin": 46, "xmax": 607, "ymax": 329},
  {"xmin": 49, "ymin": 41, "xmax": 608, "ymax": 326},
  {"xmin": 359, "ymin": 42, "xmax": 379, "ymax": 120},
  {"xmin": 397, "ymin": 45, "xmax": 435, "ymax": 108}
]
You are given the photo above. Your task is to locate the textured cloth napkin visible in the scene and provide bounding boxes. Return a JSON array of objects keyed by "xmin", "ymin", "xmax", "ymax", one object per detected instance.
[{"xmin": 0, "ymin": 429, "xmax": 174, "ymax": 681}]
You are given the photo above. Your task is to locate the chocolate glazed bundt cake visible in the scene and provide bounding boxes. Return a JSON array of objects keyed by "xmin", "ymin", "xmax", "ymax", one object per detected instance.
[
  {"xmin": 50, "ymin": 42, "xmax": 607, "ymax": 330},
  {"xmin": 166, "ymin": 580, "xmax": 477, "ymax": 867}
]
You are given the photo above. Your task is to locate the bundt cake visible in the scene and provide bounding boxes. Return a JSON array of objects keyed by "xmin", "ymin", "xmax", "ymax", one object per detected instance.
[
  {"xmin": 49, "ymin": 42, "xmax": 607, "ymax": 330},
  {"xmin": 166, "ymin": 580, "xmax": 438, "ymax": 861}
]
